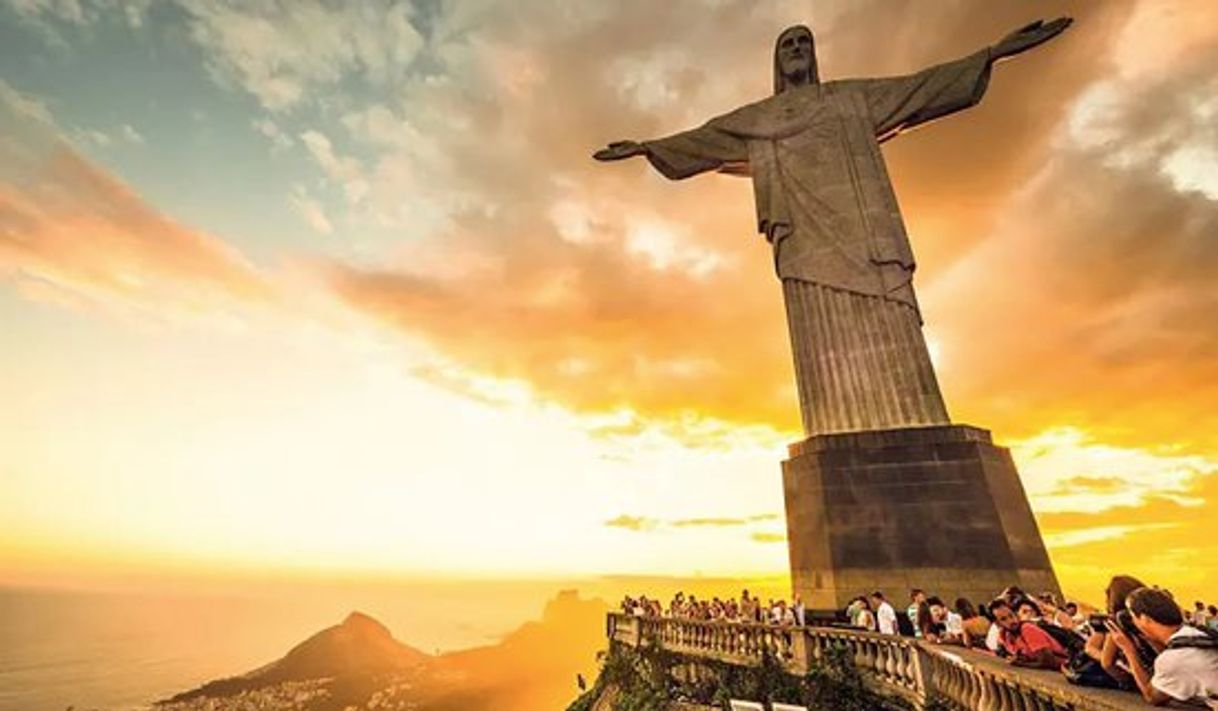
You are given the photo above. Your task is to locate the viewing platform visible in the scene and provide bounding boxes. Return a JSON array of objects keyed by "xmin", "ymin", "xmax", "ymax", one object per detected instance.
[{"xmin": 606, "ymin": 613, "xmax": 1145, "ymax": 711}]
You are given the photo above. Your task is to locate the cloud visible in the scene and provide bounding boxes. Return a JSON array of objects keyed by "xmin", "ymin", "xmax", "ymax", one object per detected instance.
[
  {"xmin": 120, "ymin": 123, "xmax": 144, "ymax": 144},
  {"xmin": 2, "ymin": 0, "xmax": 153, "ymax": 30},
  {"xmin": 601, "ymin": 511, "xmax": 784, "ymax": 550},
  {"xmin": 314, "ymin": 0, "xmax": 846, "ymax": 430},
  {"xmin": 5, "ymin": 0, "xmax": 87, "ymax": 24},
  {"xmin": 1036, "ymin": 469, "xmax": 1218, "ymax": 603},
  {"xmin": 1042, "ymin": 523, "xmax": 1176, "ymax": 550},
  {"xmin": 1011, "ymin": 428, "xmax": 1217, "ymax": 513},
  {"xmin": 1050, "ymin": 476, "xmax": 1126, "ymax": 495},
  {"xmin": 1000, "ymin": 422, "xmax": 1218, "ymax": 601},
  {"xmin": 1, "ymin": 0, "xmax": 1215, "ymax": 594},
  {"xmin": 0, "ymin": 80, "xmax": 274, "ymax": 319},
  {"xmin": 671, "ymin": 517, "xmax": 750, "ymax": 528},
  {"xmin": 77, "ymin": 127, "xmax": 111, "ymax": 146},
  {"xmin": 606, "ymin": 512, "xmax": 779, "ymax": 534},
  {"xmin": 74, "ymin": 123, "xmax": 145, "ymax": 148},
  {"xmin": 750, "ymin": 532, "xmax": 785, "ymax": 544},
  {"xmin": 252, "ymin": 117, "xmax": 293, "ymax": 151},
  {"xmin": 671, "ymin": 513, "xmax": 779, "ymax": 528},
  {"xmin": 299, "ymin": 129, "xmax": 369, "ymax": 205},
  {"xmin": 604, "ymin": 515, "xmax": 658, "ymax": 532},
  {"xmin": 289, "ymin": 185, "xmax": 334, "ymax": 235},
  {"xmin": 304, "ymin": 0, "xmax": 1218, "ymax": 445},
  {"xmin": 926, "ymin": 25, "xmax": 1218, "ymax": 455},
  {"xmin": 180, "ymin": 0, "xmax": 426, "ymax": 112}
]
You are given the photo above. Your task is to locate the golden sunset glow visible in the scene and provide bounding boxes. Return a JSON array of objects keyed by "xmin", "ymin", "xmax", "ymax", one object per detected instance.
[{"xmin": 3, "ymin": 0, "xmax": 1218, "ymax": 615}]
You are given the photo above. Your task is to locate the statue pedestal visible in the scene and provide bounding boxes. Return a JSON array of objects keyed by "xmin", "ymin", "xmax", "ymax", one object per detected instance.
[{"xmin": 782, "ymin": 425, "xmax": 1060, "ymax": 611}]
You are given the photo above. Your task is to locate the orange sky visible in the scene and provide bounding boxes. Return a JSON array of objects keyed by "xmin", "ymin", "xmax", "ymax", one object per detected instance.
[{"xmin": 2, "ymin": 0, "xmax": 1217, "ymax": 606}]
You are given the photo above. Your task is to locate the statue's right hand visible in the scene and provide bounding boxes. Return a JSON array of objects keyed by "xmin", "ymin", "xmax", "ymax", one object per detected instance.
[{"xmin": 593, "ymin": 140, "xmax": 645, "ymax": 161}]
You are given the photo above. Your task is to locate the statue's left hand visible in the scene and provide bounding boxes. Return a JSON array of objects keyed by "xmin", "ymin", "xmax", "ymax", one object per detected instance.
[{"xmin": 992, "ymin": 16, "xmax": 1072, "ymax": 60}]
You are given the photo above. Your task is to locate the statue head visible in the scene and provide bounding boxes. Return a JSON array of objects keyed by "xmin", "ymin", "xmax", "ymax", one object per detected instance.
[{"xmin": 773, "ymin": 25, "xmax": 819, "ymax": 94}]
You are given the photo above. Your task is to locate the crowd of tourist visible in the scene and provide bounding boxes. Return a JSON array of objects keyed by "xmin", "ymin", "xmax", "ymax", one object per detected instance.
[
  {"xmin": 620, "ymin": 579, "xmax": 1218, "ymax": 708},
  {"xmin": 619, "ymin": 590, "xmax": 808, "ymax": 627},
  {"xmin": 853, "ymin": 580, "xmax": 1218, "ymax": 708}
]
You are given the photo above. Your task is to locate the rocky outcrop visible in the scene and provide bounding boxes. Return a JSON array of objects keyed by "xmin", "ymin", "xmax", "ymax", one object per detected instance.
[{"xmin": 162, "ymin": 611, "xmax": 428, "ymax": 703}]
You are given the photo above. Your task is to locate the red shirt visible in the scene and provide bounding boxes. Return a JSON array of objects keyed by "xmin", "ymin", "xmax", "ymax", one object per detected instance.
[{"xmin": 1001, "ymin": 622, "xmax": 1068, "ymax": 665}]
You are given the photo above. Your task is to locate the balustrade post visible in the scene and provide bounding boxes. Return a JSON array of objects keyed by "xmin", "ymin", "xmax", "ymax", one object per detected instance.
[
  {"xmin": 1010, "ymin": 684, "xmax": 1032, "ymax": 711},
  {"xmin": 979, "ymin": 674, "xmax": 1001, "ymax": 711},
  {"xmin": 852, "ymin": 636, "xmax": 868, "ymax": 671},
  {"xmin": 1025, "ymin": 690, "xmax": 1051, "ymax": 711},
  {"xmin": 909, "ymin": 642, "xmax": 936, "ymax": 707},
  {"xmin": 965, "ymin": 669, "xmax": 982, "ymax": 709},
  {"xmin": 789, "ymin": 628, "xmax": 811, "ymax": 674}
]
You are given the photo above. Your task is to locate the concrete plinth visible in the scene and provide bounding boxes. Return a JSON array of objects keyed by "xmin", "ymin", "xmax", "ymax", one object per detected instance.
[{"xmin": 782, "ymin": 424, "xmax": 1060, "ymax": 611}]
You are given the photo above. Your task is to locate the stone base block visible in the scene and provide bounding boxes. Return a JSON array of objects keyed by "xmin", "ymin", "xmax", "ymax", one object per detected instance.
[{"xmin": 782, "ymin": 424, "xmax": 1060, "ymax": 611}]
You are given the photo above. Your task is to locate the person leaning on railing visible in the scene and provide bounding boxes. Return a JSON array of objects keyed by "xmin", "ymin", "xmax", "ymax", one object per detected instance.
[
  {"xmin": 869, "ymin": 592, "xmax": 899, "ymax": 635},
  {"xmin": 956, "ymin": 598, "xmax": 992, "ymax": 649},
  {"xmin": 1037, "ymin": 591, "xmax": 1078, "ymax": 632},
  {"xmin": 928, "ymin": 597, "xmax": 968, "ymax": 646},
  {"xmin": 989, "ymin": 598, "xmax": 1069, "ymax": 670},
  {"xmin": 849, "ymin": 596, "xmax": 877, "ymax": 632}
]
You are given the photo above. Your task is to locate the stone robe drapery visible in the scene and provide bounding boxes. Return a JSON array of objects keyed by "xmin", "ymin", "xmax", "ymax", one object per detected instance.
[{"xmin": 641, "ymin": 49, "xmax": 992, "ymax": 434}]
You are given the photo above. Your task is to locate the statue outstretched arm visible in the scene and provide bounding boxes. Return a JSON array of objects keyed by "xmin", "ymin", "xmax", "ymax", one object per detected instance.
[
  {"xmin": 593, "ymin": 121, "xmax": 748, "ymax": 180},
  {"xmin": 864, "ymin": 16, "xmax": 1071, "ymax": 141}
]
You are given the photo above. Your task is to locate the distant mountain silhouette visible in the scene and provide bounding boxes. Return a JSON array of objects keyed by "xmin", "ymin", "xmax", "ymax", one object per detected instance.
[
  {"xmin": 163, "ymin": 611, "xmax": 429, "ymax": 703},
  {"xmin": 160, "ymin": 591, "xmax": 608, "ymax": 711},
  {"xmin": 419, "ymin": 590, "xmax": 607, "ymax": 710}
]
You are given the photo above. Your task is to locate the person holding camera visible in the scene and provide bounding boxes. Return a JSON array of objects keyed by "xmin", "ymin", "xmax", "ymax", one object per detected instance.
[
  {"xmin": 1107, "ymin": 587, "xmax": 1218, "ymax": 708},
  {"xmin": 1080, "ymin": 575, "xmax": 1157, "ymax": 689}
]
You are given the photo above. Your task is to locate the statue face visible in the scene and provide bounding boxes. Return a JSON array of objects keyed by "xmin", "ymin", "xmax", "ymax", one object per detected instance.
[{"xmin": 777, "ymin": 27, "xmax": 815, "ymax": 82}]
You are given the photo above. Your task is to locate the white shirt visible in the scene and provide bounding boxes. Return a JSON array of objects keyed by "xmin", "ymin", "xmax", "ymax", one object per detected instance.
[
  {"xmin": 857, "ymin": 608, "xmax": 876, "ymax": 631},
  {"xmin": 985, "ymin": 622, "xmax": 1002, "ymax": 652},
  {"xmin": 944, "ymin": 611, "xmax": 964, "ymax": 637},
  {"xmin": 876, "ymin": 602, "xmax": 898, "ymax": 635},
  {"xmin": 1152, "ymin": 627, "xmax": 1218, "ymax": 709}
]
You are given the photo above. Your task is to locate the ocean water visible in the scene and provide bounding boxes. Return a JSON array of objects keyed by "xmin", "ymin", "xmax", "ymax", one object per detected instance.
[{"xmin": 0, "ymin": 581, "xmax": 564, "ymax": 711}]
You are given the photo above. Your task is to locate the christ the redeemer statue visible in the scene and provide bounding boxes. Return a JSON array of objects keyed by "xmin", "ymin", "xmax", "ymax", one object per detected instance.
[{"xmin": 595, "ymin": 19, "xmax": 1071, "ymax": 436}]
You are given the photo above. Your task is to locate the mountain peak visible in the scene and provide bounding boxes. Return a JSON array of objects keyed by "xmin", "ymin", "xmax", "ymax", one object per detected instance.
[
  {"xmin": 340, "ymin": 610, "xmax": 391, "ymax": 636},
  {"xmin": 163, "ymin": 611, "xmax": 428, "ymax": 704}
]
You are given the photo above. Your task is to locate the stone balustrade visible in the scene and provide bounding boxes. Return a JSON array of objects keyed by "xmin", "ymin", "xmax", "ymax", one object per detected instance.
[
  {"xmin": 635, "ymin": 615, "xmax": 798, "ymax": 668},
  {"xmin": 607, "ymin": 613, "xmax": 1144, "ymax": 711}
]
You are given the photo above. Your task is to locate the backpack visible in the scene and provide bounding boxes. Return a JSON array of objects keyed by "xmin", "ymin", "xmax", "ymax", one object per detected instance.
[
  {"xmin": 1062, "ymin": 654, "xmax": 1122, "ymax": 689},
  {"xmin": 1045, "ymin": 621, "xmax": 1122, "ymax": 689},
  {"xmin": 1168, "ymin": 626, "xmax": 1218, "ymax": 651},
  {"xmin": 1035, "ymin": 620, "xmax": 1086, "ymax": 657},
  {"xmin": 896, "ymin": 611, "xmax": 915, "ymax": 637}
]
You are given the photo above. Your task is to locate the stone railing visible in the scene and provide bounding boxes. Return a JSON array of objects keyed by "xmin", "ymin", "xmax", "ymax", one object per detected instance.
[
  {"xmin": 636, "ymin": 615, "xmax": 799, "ymax": 668},
  {"xmin": 607, "ymin": 614, "xmax": 1143, "ymax": 711}
]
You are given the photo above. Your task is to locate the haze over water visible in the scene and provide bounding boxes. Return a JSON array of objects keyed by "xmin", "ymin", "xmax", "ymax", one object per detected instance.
[
  {"xmin": 0, "ymin": 575, "xmax": 791, "ymax": 711},
  {"xmin": 0, "ymin": 581, "xmax": 554, "ymax": 711}
]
